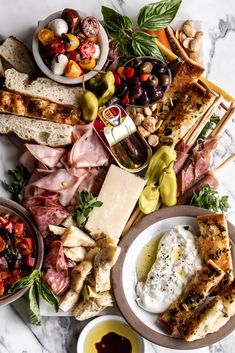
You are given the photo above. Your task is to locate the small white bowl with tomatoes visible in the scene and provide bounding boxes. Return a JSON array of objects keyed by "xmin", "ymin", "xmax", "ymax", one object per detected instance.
[
  {"xmin": 0, "ymin": 198, "xmax": 43, "ymax": 306},
  {"xmin": 32, "ymin": 9, "xmax": 109, "ymax": 85}
]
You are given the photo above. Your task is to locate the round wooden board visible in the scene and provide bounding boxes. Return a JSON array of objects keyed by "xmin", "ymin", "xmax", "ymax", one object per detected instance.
[{"xmin": 111, "ymin": 205, "xmax": 235, "ymax": 350}]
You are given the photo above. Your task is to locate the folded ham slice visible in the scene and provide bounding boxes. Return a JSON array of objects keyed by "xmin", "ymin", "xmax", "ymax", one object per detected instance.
[{"xmin": 25, "ymin": 144, "xmax": 66, "ymax": 168}]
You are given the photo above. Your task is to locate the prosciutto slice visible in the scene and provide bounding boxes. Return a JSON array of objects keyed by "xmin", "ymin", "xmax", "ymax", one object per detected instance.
[
  {"xmin": 173, "ymin": 139, "xmax": 191, "ymax": 175},
  {"xmin": 25, "ymin": 144, "xmax": 66, "ymax": 168}
]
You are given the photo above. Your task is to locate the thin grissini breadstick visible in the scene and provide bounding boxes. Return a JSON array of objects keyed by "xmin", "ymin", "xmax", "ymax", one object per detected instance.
[
  {"xmin": 212, "ymin": 153, "xmax": 235, "ymax": 175},
  {"xmin": 210, "ymin": 103, "xmax": 235, "ymax": 138}
]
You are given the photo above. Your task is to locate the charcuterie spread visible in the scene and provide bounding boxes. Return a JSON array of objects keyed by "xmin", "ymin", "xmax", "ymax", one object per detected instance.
[{"xmin": 0, "ymin": 0, "xmax": 235, "ymax": 349}]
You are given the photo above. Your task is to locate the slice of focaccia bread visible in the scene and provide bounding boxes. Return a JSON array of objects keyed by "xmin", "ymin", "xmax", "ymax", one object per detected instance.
[
  {"xmin": 197, "ymin": 214, "xmax": 234, "ymax": 288},
  {"xmin": 0, "ymin": 36, "xmax": 36, "ymax": 74},
  {"xmin": 0, "ymin": 90, "xmax": 82, "ymax": 125},
  {"xmin": 5, "ymin": 69, "xmax": 83, "ymax": 106},
  {"xmin": 160, "ymin": 260, "xmax": 224, "ymax": 336},
  {"xmin": 158, "ymin": 83, "xmax": 215, "ymax": 144},
  {"xmin": 183, "ymin": 280, "xmax": 235, "ymax": 341}
]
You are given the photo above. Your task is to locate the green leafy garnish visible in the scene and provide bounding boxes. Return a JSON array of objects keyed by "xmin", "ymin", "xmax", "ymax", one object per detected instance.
[
  {"xmin": 10, "ymin": 269, "xmax": 59, "ymax": 326},
  {"xmin": 72, "ymin": 191, "xmax": 103, "ymax": 229},
  {"xmin": 2, "ymin": 166, "xmax": 30, "ymax": 204},
  {"xmin": 102, "ymin": 5, "xmax": 166, "ymax": 61},
  {"xmin": 190, "ymin": 185, "xmax": 230, "ymax": 212},
  {"xmin": 137, "ymin": 0, "xmax": 182, "ymax": 31},
  {"xmin": 197, "ymin": 115, "xmax": 220, "ymax": 140}
]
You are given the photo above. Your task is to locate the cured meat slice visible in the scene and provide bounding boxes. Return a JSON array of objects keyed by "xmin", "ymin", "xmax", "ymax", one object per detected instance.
[
  {"xmin": 20, "ymin": 151, "xmax": 38, "ymax": 173},
  {"xmin": 25, "ymin": 144, "xmax": 66, "ymax": 168},
  {"xmin": 173, "ymin": 139, "xmax": 191, "ymax": 175},
  {"xmin": 177, "ymin": 172, "xmax": 219, "ymax": 205},
  {"xmin": 43, "ymin": 268, "xmax": 70, "ymax": 296},
  {"xmin": 43, "ymin": 240, "xmax": 67, "ymax": 271}
]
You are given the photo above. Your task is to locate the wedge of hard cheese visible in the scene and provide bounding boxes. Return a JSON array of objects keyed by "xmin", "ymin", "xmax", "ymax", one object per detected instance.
[{"xmin": 85, "ymin": 164, "xmax": 146, "ymax": 242}]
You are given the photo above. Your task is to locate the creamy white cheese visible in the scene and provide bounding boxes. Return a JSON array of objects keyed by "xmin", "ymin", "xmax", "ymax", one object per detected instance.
[{"xmin": 136, "ymin": 225, "xmax": 202, "ymax": 314}]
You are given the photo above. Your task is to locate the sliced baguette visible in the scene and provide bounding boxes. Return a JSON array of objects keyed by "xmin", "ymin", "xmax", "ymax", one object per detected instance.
[
  {"xmin": 0, "ymin": 37, "xmax": 36, "ymax": 74},
  {"xmin": 0, "ymin": 114, "xmax": 72, "ymax": 146},
  {"xmin": 0, "ymin": 90, "xmax": 82, "ymax": 125},
  {"xmin": 160, "ymin": 260, "xmax": 224, "ymax": 336},
  {"xmin": 183, "ymin": 280, "xmax": 235, "ymax": 341},
  {"xmin": 5, "ymin": 69, "xmax": 83, "ymax": 106},
  {"xmin": 197, "ymin": 214, "xmax": 234, "ymax": 289}
]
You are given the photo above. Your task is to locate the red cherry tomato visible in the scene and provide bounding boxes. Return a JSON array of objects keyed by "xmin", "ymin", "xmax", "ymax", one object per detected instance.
[
  {"xmin": 139, "ymin": 73, "xmax": 151, "ymax": 82},
  {"xmin": 80, "ymin": 41, "xmax": 96, "ymax": 59},
  {"xmin": 81, "ymin": 16, "xmax": 100, "ymax": 38},
  {"xmin": 123, "ymin": 66, "xmax": 135, "ymax": 79},
  {"xmin": 49, "ymin": 37, "xmax": 65, "ymax": 55},
  {"xmin": 122, "ymin": 91, "xmax": 130, "ymax": 105},
  {"xmin": 112, "ymin": 71, "xmax": 122, "ymax": 86}
]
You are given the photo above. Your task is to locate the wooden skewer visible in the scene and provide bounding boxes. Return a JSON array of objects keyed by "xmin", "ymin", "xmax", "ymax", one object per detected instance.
[
  {"xmin": 212, "ymin": 153, "xmax": 235, "ymax": 175},
  {"xmin": 185, "ymin": 95, "xmax": 223, "ymax": 146},
  {"xmin": 220, "ymin": 101, "xmax": 229, "ymax": 111},
  {"xmin": 210, "ymin": 103, "xmax": 235, "ymax": 138}
]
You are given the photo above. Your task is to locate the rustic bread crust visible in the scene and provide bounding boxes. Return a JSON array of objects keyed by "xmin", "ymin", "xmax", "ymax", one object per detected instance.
[
  {"xmin": 197, "ymin": 214, "xmax": 234, "ymax": 289},
  {"xmin": 160, "ymin": 260, "xmax": 224, "ymax": 336}
]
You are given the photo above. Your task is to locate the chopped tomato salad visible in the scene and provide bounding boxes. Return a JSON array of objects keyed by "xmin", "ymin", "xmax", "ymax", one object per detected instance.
[{"xmin": 0, "ymin": 212, "xmax": 35, "ymax": 297}]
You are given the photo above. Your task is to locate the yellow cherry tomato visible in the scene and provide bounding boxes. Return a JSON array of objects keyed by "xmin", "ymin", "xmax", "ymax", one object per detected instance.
[
  {"xmin": 87, "ymin": 36, "xmax": 98, "ymax": 44},
  {"xmin": 38, "ymin": 28, "xmax": 55, "ymax": 45},
  {"xmin": 79, "ymin": 57, "xmax": 96, "ymax": 71},
  {"xmin": 65, "ymin": 60, "xmax": 83, "ymax": 78},
  {"xmin": 117, "ymin": 66, "xmax": 126, "ymax": 80},
  {"xmin": 63, "ymin": 33, "xmax": 80, "ymax": 52}
]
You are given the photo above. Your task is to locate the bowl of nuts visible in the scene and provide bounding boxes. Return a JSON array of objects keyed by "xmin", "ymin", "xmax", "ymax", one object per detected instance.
[{"xmin": 114, "ymin": 56, "xmax": 172, "ymax": 108}]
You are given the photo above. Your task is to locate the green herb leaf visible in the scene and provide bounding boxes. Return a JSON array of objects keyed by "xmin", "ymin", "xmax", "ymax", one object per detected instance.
[
  {"xmin": 102, "ymin": 6, "xmax": 132, "ymax": 32},
  {"xmin": 1, "ymin": 165, "xmax": 30, "ymax": 204},
  {"xmin": 137, "ymin": 0, "xmax": 182, "ymax": 31},
  {"xmin": 29, "ymin": 285, "xmax": 41, "ymax": 326},
  {"xmin": 72, "ymin": 191, "xmax": 103, "ymax": 229},
  {"xmin": 9, "ymin": 274, "xmax": 33, "ymax": 293},
  {"xmin": 132, "ymin": 31, "xmax": 165, "ymax": 60},
  {"xmin": 38, "ymin": 281, "xmax": 59, "ymax": 312},
  {"xmin": 197, "ymin": 115, "xmax": 220, "ymax": 140},
  {"xmin": 190, "ymin": 185, "xmax": 230, "ymax": 212}
]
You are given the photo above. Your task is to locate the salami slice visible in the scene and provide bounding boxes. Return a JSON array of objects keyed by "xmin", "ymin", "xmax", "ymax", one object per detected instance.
[
  {"xmin": 43, "ymin": 268, "xmax": 70, "ymax": 296},
  {"xmin": 43, "ymin": 240, "xmax": 67, "ymax": 271}
]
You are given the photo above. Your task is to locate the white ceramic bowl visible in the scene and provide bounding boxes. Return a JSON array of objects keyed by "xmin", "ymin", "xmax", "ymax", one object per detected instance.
[
  {"xmin": 32, "ymin": 10, "xmax": 109, "ymax": 85},
  {"xmin": 77, "ymin": 315, "xmax": 145, "ymax": 353}
]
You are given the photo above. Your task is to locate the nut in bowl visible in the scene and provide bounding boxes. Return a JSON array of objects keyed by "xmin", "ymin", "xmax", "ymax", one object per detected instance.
[
  {"xmin": 32, "ymin": 9, "xmax": 109, "ymax": 85},
  {"xmin": 0, "ymin": 198, "xmax": 43, "ymax": 306},
  {"xmin": 114, "ymin": 56, "xmax": 172, "ymax": 108}
]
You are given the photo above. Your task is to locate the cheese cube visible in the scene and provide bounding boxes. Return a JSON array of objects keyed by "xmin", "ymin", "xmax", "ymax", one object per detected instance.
[{"xmin": 85, "ymin": 164, "xmax": 146, "ymax": 240}]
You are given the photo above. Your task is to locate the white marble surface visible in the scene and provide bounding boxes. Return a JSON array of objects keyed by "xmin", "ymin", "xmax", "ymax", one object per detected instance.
[{"xmin": 0, "ymin": 0, "xmax": 235, "ymax": 352}]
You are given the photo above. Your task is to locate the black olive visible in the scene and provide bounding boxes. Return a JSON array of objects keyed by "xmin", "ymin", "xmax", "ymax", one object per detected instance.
[
  {"xmin": 129, "ymin": 85, "xmax": 143, "ymax": 102},
  {"xmin": 164, "ymin": 127, "xmax": 172, "ymax": 136},
  {"xmin": 157, "ymin": 63, "xmax": 167, "ymax": 74},
  {"xmin": 116, "ymin": 83, "xmax": 128, "ymax": 97},
  {"xmin": 137, "ymin": 91, "xmax": 150, "ymax": 106},
  {"xmin": 149, "ymin": 86, "xmax": 163, "ymax": 101}
]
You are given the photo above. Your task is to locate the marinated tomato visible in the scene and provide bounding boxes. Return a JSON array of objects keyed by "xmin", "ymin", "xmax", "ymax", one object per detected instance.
[{"xmin": 0, "ymin": 212, "xmax": 35, "ymax": 297}]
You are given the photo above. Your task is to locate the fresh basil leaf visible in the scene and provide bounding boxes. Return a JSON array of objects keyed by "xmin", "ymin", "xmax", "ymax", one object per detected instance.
[
  {"xmin": 38, "ymin": 282, "xmax": 59, "ymax": 312},
  {"xmin": 102, "ymin": 6, "xmax": 132, "ymax": 32},
  {"xmin": 9, "ymin": 275, "xmax": 32, "ymax": 293},
  {"xmin": 137, "ymin": 0, "xmax": 182, "ymax": 31},
  {"xmin": 29, "ymin": 285, "xmax": 41, "ymax": 326},
  {"xmin": 132, "ymin": 31, "xmax": 165, "ymax": 61},
  {"xmin": 190, "ymin": 185, "xmax": 230, "ymax": 212}
]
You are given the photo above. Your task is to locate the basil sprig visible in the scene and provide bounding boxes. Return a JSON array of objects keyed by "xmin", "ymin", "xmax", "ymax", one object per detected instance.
[
  {"xmin": 10, "ymin": 269, "xmax": 59, "ymax": 325},
  {"xmin": 137, "ymin": 0, "xmax": 182, "ymax": 31},
  {"xmin": 102, "ymin": 0, "xmax": 182, "ymax": 59}
]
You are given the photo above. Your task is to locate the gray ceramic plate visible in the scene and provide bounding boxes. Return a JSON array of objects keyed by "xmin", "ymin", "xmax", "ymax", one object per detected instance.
[
  {"xmin": 112, "ymin": 205, "xmax": 235, "ymax": 350},
  {"xmin": 0, "ymin": 197, "xmax": 44, "ymax": 306}
]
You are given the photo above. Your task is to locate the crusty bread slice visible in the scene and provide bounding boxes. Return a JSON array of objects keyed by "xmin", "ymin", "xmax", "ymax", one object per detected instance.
[
  {"xmin": 183, "ymin": 280, "xmax": 235, "ymax": 341},
  {"xmin": 0, "ymin": 37, "xmax": 36, "ymax": 74},
  {"xmin": 160, "ymin": 260, "xmax": 224, "ymax": 336},
  {"xmin": 0, "ymin": 90, "xmax": 82, "ymax": 125},
  {"xmin": 197, "ymin": 214, "xmax": 234, "ymax": 288},
  {"xmin": 5, "ymin": 69, "xmax": 83, "ymax": 106},
  {"xmin": 0, "ymin": 114, "xmax": 72, "ymax": 146}
]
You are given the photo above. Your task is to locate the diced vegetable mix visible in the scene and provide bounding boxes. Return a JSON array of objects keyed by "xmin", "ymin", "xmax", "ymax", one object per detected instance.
[{"xmin": 0, "ymin": 212, "xmax": 35, "ymax": 297}]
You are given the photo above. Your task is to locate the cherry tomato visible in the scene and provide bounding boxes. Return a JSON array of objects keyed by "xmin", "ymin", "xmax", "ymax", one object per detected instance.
[
  {"xmin": 81, "ymin": 16, "xmax": 100, "ymax": 38},
  {"xmin": 49, "ymin": 37, "xmax": 65, "ymax": 55},
  {"xmin": 61, "ymin": 8, "xmax": 80, "ymax": 31},
  {"xmin": 123, "ymin": 66, "xmax": 135, "ymax": 79},
  {"xmin": 139, "ymin": 73, "xmax": 151, "ymax": 82},
  {"xmin": 63, "ymin": 33, "xmax": 80, "ymax": 52},
  {"xmin": 79, "ymin": 57, "xmax": 96, "ymax": 70},
  {"xmin": 80, "ymin": 41, "xmax": 96, "ymax": 59},
  {"xmin": 65, "ymin": 60, "xmax": 83, "ymax": 78},
  {"xmin": 38, "ymin": 28, "xmax": 55, "ymax": 46}
]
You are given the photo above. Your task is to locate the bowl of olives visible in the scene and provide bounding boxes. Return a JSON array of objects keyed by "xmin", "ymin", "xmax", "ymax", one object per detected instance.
[{"xmin": 115, "ymin": 56, "xmax": 172, "ymax": 107}]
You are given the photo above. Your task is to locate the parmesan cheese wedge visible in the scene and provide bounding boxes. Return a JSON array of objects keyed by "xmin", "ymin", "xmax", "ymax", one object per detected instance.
[{"xmin": 85, "ymin": 164, "xmax": 146, "ymax": 241}]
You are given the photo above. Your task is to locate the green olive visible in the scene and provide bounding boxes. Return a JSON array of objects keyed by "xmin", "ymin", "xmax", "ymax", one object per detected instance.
[
  {"xmin": 159, "ymin": 74, "xmax": 170, "ymax": 88},
  {"xmin": 140, "ymin": 61, "xmax": 153, "ymax": 74},
  {"xmin": 148, "ymin": 75, "xmax": 159, "ymax": 87}
]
